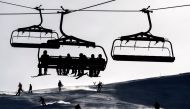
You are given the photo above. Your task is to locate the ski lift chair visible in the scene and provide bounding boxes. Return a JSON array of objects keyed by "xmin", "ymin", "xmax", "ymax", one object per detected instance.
[
  {"xmin": 37, "ymin": 8, "xmax": 108, "ymax": 78},
  {"xmin": 111, "ymin": 7, "xmax": 175, "ymax": 62},
  {"xmin": 10, "ymin": 6, "xmax": 59, "ymax": 48}
]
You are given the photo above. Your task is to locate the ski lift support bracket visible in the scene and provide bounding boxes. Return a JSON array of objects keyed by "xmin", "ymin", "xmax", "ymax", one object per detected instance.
[
  {"xmin": 120, "ymin": 6, "xmax": 166, "ymax": 43},
  {"xmin": 15, "ymin": 5, "xmax": 55, "ymax": 34},
  {"xmin": 47, "ymin": 7, "xmax": 96, "ymax": 48}
]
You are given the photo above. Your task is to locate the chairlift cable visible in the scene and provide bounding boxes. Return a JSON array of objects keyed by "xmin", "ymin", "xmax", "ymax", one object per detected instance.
[
  {"xmin": 0, "ymin": 0, "xmax": 117, "ymax": 15},
  {"xmin": 0, "ymin": 0, "xmax": 34, "ymax": 10},
  {"xmin": 150, "ymin": 4, "xmax": 190, "ymax": 11},
  {"xmin": 69, "ymin": 0, "xmax": 116, "ymax": 13},
  {"xmin": 0, "ymin": 0, "xmax": 190, "ymax": 16},
  {"xmin": 0, "ymin": 12, "xmax": 58, "ymax": 15},
  {"xmin": 43, "ymin": 3, "xmax": 190, "ymax": 12},
  {"xmin": 43, "ymin": 0, "xmax": 116, "ymax": 12},
  {"xmin": 69, "ymin": 9, "xmax": 140, "ymax": 12},
  {"xmin": 0, "ymin": 10, "xmax": 140, "ymax": 15}
]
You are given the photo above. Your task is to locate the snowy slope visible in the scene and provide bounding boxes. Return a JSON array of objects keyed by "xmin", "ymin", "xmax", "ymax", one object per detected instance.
[
  {"xmin": 105, "ymin": 72, "xmax": 190, "ymax": 109},
  {"xmin": 0, "ymin": 87, "xmax": 151, "ymax": 109},
  {"xmin": 1, "ymin": 73, "xmax": 190, "ymax": 109}
]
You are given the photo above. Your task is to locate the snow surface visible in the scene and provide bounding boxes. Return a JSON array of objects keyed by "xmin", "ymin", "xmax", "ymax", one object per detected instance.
[
  {"xmin": 0, "ymin": 88, "xmax": 152, "ymax": 109},
  {"xmin": 1, "ymin": 73, "xmax": 190, "ymax": 109}
]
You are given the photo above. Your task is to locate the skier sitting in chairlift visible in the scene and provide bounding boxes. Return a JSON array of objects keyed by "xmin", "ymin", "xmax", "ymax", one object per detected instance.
[{"xmin": 40, "ymin": 50, "xmax": 49, "ymax": 75}]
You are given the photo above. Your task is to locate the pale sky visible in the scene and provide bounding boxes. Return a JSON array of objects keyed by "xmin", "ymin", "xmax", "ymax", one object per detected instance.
[{"xmin": 1, "ymin": 0, "xmax": 190, "ymax": 91}]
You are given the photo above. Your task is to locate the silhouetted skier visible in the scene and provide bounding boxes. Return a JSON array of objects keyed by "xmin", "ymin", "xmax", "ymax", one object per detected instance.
[
  {"xmin": 154, "ymin": 101, "xmax": 160, "ymax": 109},
  {"xmin": 58, "ymin": 80, "xmax": 63, "ymax": 92},
  {"xmin": 56, "ymin": 55, "xmax": 63, "ymax": 75},
  {"xmin": 95, "ymin": 54, "xmax": 104, "ymax": 77},
  {"xmin": 71, "ymin": 56, "xmax": 77, "ymax": 76},
  {"xmin": 78, "ymin": 53, "xmax": 85, "ymax": 76},
  {"xmin": 28, "ymin": 84, "xmax": 32, "ymax": 93},
  {"xmin": 40, "ymin": 50, "xmax": 49, "ymax": 75},
  {"xmin": 75, "ymin": 104, "xmax": 81, "ymax": 109},
  {"xmin": 97, "ymin": 81, "xmax": 103, "ymax": 93},
  {"xmin": 16, "ymin": 82, "xmax": 23, "ymax": 96},
  {"xmin": 64, "ymin": 53, "xmax": 71, "ymax": 75},
  {"xmin": 39, "ymin": 97, "xmax": 46, "ymax": 106},
  {"xmin": 89, "ymin": 54, "xmax": 96, "ymax": 77}
]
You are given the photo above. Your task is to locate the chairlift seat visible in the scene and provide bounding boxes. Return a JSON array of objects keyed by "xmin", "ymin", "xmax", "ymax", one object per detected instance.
[
  {"xmin": 38, "ymin": 56, "xmax": 106, "ymax": 71},
  {"xmin": 10, "ymin": 26, "xmax": 59, "ymax": 48},
  {"xmin": 11, "ymin": 43, "xmax": 60, "ymax": 48},
  {"xmin": 112, "ymin": 55, "xmax": 175, "ymax": 62},
  {"xmin": 111, "ymin": 38, "xmax": 175, "ymax": 62}
]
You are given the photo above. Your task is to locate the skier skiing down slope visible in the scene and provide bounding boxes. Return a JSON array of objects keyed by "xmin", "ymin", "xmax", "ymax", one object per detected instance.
[
  {"xmin": 39, "ymin": 97, "xmax": 46, "ymax": 106},
  {"xmin": 16, "ymin": 82, "xmax": 24, "ymax": 96},
  {"xmin": 58, "ymin": 80, "xmax": 63, "ymax": 92},
  {"xmin": 75, "ymin": 104, "xmax": 81, "ymax": 109},
  {"xmin": 28, "ymin": 84, "xmax": 32, "ymax": 93},
  {"xmin": 97, "ymin": 81, "xmax": 103, "ymax": 93}
]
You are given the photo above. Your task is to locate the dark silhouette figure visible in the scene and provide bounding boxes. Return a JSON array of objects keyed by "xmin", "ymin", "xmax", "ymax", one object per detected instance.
[
  {"xmin": 39, "ymin": 50, "xmax": 49, "ymax": 75},
  {"xmin": 72, "ymin": 64, "xmax": 78, "ymax": 76},
  {"xmin": 78, "ymin": 53, "xmax": 85, "ymax": 76},
  {"xmin": 16, "ymin": 82, "xmax": 23, "ymax": 96},
  {"xmin": 75, "ymin": 104, "xmax": 81, "ymax": 109},
  {"xmin": 56, "ymin": 55, "xmax": 64, "ymax": 75},
  {"xmin": 154, "ymin": 101, "xmax": 160, "ymax": 109},
  {"xmin": 71, "ymin": 62, "xmax": 78, "ymax": 76},
  {"xmin": 28, "ymin": 84, "xmax": 32, "ymax": 93},
  {"xmin": 95, "ymin": 54, "xmax": 104, "ymax": 77},
  {"xmin": 97, "ymin": 81, "xmax": 103, "ymax": 93},
  {"xmin": 64, "ymin": 53, "xmax": 71, "ymax": 75},
  {"xmin": 58, "ymin": 80, "xmax": 63, "ymax": 92},
  {"xmin": 89, "ymin": 54, "xmax": 96, "ymax": 77},
  {"xmin": 39, "ymin": 97, "xmax": 46, "ymax": 106},
  {"xmin": 71, "ymin": 54, "xmax": 78, "ymax": 77}
]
